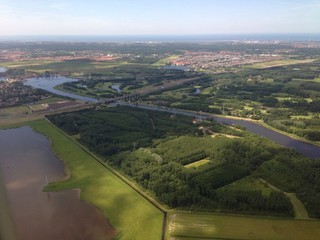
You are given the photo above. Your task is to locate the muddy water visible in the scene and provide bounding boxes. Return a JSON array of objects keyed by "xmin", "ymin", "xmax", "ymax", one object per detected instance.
[{"xmin": 0, "ymin": 127, "xmax": 116, "ymax": 240}]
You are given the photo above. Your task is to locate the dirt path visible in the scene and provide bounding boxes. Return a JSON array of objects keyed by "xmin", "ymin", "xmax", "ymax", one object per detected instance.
[{"xmin": 259, "ymin": 179, "xmax": 309, "ymax": 219}]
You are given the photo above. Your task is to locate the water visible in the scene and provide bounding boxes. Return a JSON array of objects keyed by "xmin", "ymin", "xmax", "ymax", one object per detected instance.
[
  {"xmin": 0, "ymin": 67, "xmax": 7, "ymax": 73},
  {"xmin": 0, "ymin": 127, "xmax": 116, "ymax": 240},
  {"xmin": 194, "ymin": 88, "xmax": 201, "ymax": 94},
  {"xmin": 118, "ymin": 102, "xmax": 320, "ymax": 159},
  {"xmin": 163, "ymin": 65, "xmax": 190, "ymax": 71},
  {"xmin": 212, "ymin": 117, "xmax": 320, "ymax": 159},
  {"xmin": 111, "ymin": 84, "xmax": 122, "ymax": 94},
  {"xmin": 24, "ymin": 77, "xmax": 98, "ymax": 102}
]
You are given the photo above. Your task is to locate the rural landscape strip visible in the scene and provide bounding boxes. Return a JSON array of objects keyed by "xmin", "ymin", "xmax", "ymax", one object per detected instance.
[
  {"xmin": 1, "ymin": 40, "xmax": 320, "ymax": 240},
  {"xmin": 2, "ymin": 106, "xmax": 320, "ymax": 240},
  {"xmin": 44, "ymin": 118, "xmax": 168, "ymax": 239}
]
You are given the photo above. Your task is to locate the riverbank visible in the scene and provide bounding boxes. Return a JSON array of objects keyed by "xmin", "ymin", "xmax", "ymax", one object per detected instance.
[
  {"xmin": 25, "ymin": 120, "xmax": 164, "ymax": 240},
  {"xmin": 210, "ymin": 113, "xmax": 320, "ymax": 148},
  {"xmin": 117, "ymin": 102, "xmax": 320, "ymax": 158}
]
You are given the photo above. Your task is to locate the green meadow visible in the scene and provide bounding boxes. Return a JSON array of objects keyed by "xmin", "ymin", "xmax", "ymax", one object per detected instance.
[
  {"xmin": 0, "ymin": 60, "xmax": 137, "ymax": 74},
  {"xmin": 248, "ymin": 58, "xmax": 317, "ymax": 69}
]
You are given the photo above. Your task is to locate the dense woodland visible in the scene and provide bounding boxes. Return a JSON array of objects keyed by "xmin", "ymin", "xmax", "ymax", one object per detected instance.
[{"xmin": 48, "ymin": 107, "xmax": 320, "ymax": 218}]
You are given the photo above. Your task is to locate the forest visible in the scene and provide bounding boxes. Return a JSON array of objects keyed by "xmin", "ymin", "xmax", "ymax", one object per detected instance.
[{"xmin": 47, "ymin": 106, "xmax": 320, "ymax": 218}]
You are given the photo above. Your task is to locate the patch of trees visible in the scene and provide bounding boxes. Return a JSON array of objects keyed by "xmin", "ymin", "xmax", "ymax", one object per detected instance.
[
  {"xmin": 47, "ymin": 107, "xmax": 314, "ymax": 217},
  {"xmin": 256, "ymin": 152, "xmax": 320, "ymax": 218},
  {"xmin": 216, "ymin": 190, "xmax": 293, "ymax": 216}
]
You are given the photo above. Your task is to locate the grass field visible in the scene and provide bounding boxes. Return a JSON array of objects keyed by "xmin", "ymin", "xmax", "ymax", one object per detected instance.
[
  {"xmin": 201, "ymin": 87, "xmax": 214, "ymax": 95},
  {"xmin": 285, "ymin": 193, "xmax": 309, "ymax": 219},
  {"xmin": 184, "ymin": 159, "xmax": 211, "ymax": 169},
  {"xmin": 26, "ymin": 120, "xmax": 164, "ymax": 240},
  {"xmin": 152, "ymin": 55, "xmax": 180, "ymax": 66},
  {"xmin": 217, "ymin": 176, "xmax": 274, "ymax": 196},
  {"xmin": 248, "ymin": 59, "xmax": 317, "ymax": 69},
  {"xmin": 167, "ymin": 212, "xmax": 320, "ymax": 240},
  {"xmin": 0, "ymin": 60, "xmax": 136, "ymax": 74}
]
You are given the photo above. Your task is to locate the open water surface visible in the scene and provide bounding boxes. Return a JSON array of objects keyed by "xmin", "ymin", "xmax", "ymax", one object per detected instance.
[
  {"xmin": 0, "ymin": 127, "xmax": 116, "ymax": 240},
  {"xmin": 24, "ymin": 77, "xmax": 98, "ymax": 102}
]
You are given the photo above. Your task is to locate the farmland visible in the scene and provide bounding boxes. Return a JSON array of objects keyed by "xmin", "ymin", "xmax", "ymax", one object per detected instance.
[
  {"xmin": 167, "ymin": 212, "xmax": 320, "ymax": 240},
  {"xmin": 248, "ymin": 58, "xmax": 318, "ymax": 69}
]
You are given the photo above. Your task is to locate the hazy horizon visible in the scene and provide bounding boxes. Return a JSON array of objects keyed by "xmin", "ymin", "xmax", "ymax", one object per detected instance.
[
  {"xmin": 1, "ymin": 33, "xmax": 320, "ymax": 43},
  {"xmin": 0, "ymin": 0, "xmax": 319, "ymax": 37}
]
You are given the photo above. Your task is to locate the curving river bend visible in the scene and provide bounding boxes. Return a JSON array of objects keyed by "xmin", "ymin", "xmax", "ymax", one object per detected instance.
[
  {"xmin": 23, "ymin": 77, "xmax": 320, "ymax": 158},
  {"xmin": 117, "ymin": 102, "xmax": 320, "ymax": 159}
]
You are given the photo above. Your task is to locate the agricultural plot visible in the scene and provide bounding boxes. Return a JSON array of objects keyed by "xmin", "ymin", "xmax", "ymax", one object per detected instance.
[
  {"xmin": 0, "ymin": 60, "xmax": 131, "ymax": 74},
  {"xmin": 248, "ymin": 58, "xmax": 317, "ymax": 69},
  {"xmin": 167, "ymin": 212, "xmax": 320, "ymax": 240}
]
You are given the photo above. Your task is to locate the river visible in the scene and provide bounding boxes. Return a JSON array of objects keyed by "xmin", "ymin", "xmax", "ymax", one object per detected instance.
[
  {"xmin": 20, "ymin": 74, "xmax": 320, "ymax": 159},
  {"xmin": 0, "ymin": 127, "xmax": 116, "ymax": 240},
  {"xmin": 162, "ymin": 65, "xmax": 190, "ymax": 71},
  {"xmin": 117, "ymin": 102, "xmax": 320, "ymax": 159},
  {"xmin": 24, "ymin": 77, "xmax": 98, "ymax": 103}
]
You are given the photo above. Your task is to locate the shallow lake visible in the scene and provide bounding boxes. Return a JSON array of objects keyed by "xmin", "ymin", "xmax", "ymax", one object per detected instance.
[
  {"xmin": 24, "ymin": 77, "xmax": 98, "ymax": 103},
  {"xmin": 0, "ymin": 127, "xmax": 116, "ymax": 240}
]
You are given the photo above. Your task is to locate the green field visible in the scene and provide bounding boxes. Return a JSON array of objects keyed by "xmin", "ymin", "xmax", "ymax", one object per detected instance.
[
  {"xmin": 248, "ymin": 59, "xmax": 317, "ymax": 69},
  {"xmin": 167, "ymin": 212, "xmax": 320, "ymax": 240},
  {"xmin": 0, "ymin": 60, "xmax": 135, "ymax": 74},
  {"xmin": 27, "ymin": 120, "xmax": 163, "ymax": 240},
  {"xmin": 184, "ymin": 159, "xmax": 211, "ymax": 169},
  {"xmin": 152, "ymin": 55, "xmax": 180, "ymax": 66},
  {"xmin": 217, "ymin": 176, "xmax": 274, "ymax": 197}
]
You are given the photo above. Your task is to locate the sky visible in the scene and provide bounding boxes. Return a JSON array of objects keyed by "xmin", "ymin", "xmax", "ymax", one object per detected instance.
[{"xmin": 0, "ymin": 0, "xmax": 319, "ymax": 36}]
